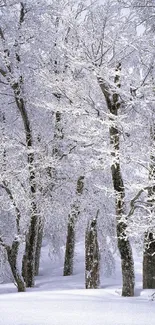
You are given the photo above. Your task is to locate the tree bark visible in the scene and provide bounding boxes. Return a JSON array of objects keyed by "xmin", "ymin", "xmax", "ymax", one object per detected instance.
[
  {"xmin": 143, "ymin": 123, "xmax": 155, "ymax": 288},
  {"xmin": 63, "ymin": 215, "xmax": 76, "ymax": 276},
  {"xmin": 63, "ymin": 176, "xmax": 85, "ymax": 276},
  {"xmin": 35, "ymin": 220, "xmax": 44, "ymax": 276},
  {"xmin": 85, "ymin": 212, "xmax": 100, "ymax": 289},
  {"xmin": 6, "ymin": 239, "xmax": 25, "ymax": 292},
  {"xmin": 143, "ymin": 232, "xmax": 155, "ymax": 288},
  {"xmin": 98, "ymin": 64, "xmax": 135, "ymax": 296},
  {"xmin": 22, "ymin": 212, "xmax": 38, "ymax": 287}
]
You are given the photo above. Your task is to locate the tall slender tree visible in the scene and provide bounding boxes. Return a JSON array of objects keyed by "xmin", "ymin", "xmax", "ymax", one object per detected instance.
[
  {"xmin": 98, "ymin": 64, "xmax": 135, "ymax": 296},
  {"xmin": 0, "ymin": 2, "xmax": 39, "ymax": 287}
]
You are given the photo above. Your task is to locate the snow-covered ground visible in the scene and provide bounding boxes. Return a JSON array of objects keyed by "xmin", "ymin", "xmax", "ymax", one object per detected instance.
[{"xmin": 0, "ymin": 242, "xmax": 154, "ymax": 325}]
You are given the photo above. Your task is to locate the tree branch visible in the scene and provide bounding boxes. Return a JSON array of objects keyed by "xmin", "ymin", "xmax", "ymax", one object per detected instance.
[{"xmin": 127, "ymin": 186, "xmax": 153, "ymax": 218}]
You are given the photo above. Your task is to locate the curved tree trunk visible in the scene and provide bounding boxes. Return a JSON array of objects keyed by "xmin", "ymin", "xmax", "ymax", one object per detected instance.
[
  {"xmin": 63, "ymin": 176, "xmax": 85, "ymax": 276},
  {"xmin": 98, "ymin": 64, "xmax": 135, "ymax": 296},
  {"xmin": 85, "ymin": 211, "xmax": 100, "ymax": 289},
  {"xmin": 6, "ymin": 240, "xmax": 25, "ymax": 292}
]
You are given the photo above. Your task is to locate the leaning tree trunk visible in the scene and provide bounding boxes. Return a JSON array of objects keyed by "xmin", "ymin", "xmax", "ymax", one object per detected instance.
[
  {"xmin": 85, "ymin": 212, "xmax": 100, "ymax": 289},
  {"xmin": 6, "ymin": 239, "xmax": 25, "ymax": 292},
  {"xmin": 98, "ymin": 64, "xmax": 135, "ymax": 296},
  {"xmin": 143, "ymin": 123, "xmax": 155, "ymax": 289},
  {"xmin": 63, "ymin": 176, "xmax": 85, "ymax": 276}
]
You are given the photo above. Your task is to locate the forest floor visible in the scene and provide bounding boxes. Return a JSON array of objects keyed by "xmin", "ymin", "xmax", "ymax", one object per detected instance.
[{"xmin": 0, "ymin": 241, "xmax": 154, "ymax": 325}]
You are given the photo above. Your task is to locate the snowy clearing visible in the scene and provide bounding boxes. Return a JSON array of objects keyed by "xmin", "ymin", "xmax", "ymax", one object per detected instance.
[
  {"xmin": 0, "ymin": 290, "xmax": 154, "ymax": 325},
  {"xmin": 0, "ymin": 242, "xmax": 154, "ymax": 325}
]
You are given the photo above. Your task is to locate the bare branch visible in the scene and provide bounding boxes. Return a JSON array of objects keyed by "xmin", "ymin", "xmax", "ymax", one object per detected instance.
[
  {"xmin": 59, "ymin": 145, "xmax": 77, "ymax": 161},
  {"xmin": 127, "ymin": 186, "xmax": 153, "ymax": 218}
]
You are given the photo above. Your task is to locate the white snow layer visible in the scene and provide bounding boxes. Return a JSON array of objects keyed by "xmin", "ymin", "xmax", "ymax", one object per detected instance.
[{"xmin": 0, "ymin": 242, "xmax": 154, "ymax": 325}]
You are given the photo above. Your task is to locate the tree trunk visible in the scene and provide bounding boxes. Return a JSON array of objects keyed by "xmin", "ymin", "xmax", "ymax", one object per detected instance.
[
  {"xmin": 0, "ymin": 182, "xmax": 25, "ymax": 291},
  {"xmin": 98, "ymin": 64, "xmax": 135, "ymax": 296},
  {"xmin": 63, "ymin": 176, "xmax": 85, "ymax": 276},
  {"xmin": 15, "ymin": 87, "xmax": 38, "ymax": 287},
  {"xmin": 35, "ymin": 220, "xmax": 44, "ymax": 276},
  {"xmin": 6, "ymin": 240, "xmax": 25, "ymax": 292},
  {"xmin": 22, "ymin": 212, "xmax": 38, "ymax": 287},
  {"xmin": 85, "ymin": 213, "xmax": 100, "ymax": 289},
  {"xmin": 117, "ymin": 222, "xmax": 135, "ymax": 296},
  {"xmin": 143, "ymin": 232, "xmax": 155, "ymax": 288},
  {"xmin": 63, "ymin": 216, "xmax": 76, "ymax": 276},
  {"xmin": 143, "ymin": 123, "xmax": 155, "ymax": 288},
  {"xmin": 0, "ymin": 3, "xmax": 38, "ymax": 288}
]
